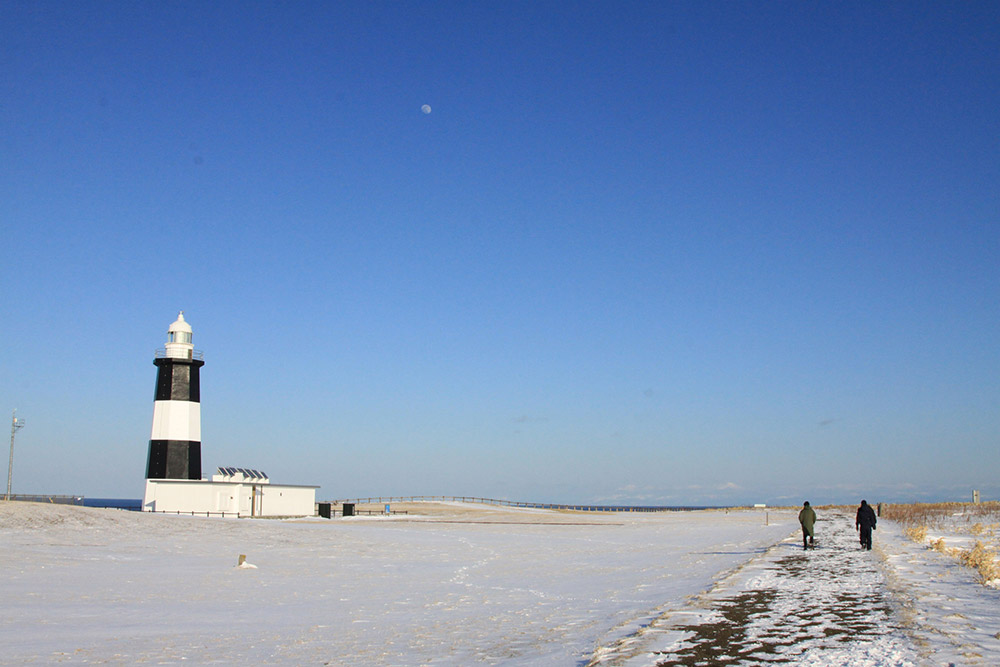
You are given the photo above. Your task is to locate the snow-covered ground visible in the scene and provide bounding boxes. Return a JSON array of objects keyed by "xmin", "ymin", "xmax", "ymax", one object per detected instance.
[
  {"xmin": 878, "ymin": 517, "xmax": 1000, "ymax": 665},
  {"xmin": 2, "ymin": 501, "xmax": 998, "ymax": 665}
]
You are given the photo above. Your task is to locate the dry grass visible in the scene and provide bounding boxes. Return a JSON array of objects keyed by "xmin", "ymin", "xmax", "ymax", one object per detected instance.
[
  {"xmin": 886, "ymin": 502, "xmax": 1000, "ymax": 587},
  {"xmin": 904, "ymin": 525, "xmax": 928, "ymax": 543},
  {"xmin": 956, "ymin": 541, "xmax": 1000, "ymax": 584},
  {"xmin": 881, "ymin": 501, "xmax": 1000, "ymax": 528}
]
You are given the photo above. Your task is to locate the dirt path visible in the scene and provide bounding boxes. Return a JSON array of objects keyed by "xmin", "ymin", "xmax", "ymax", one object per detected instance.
[{"xmin": 591, "ymin": 510, "xmax": 920, "ymax": 666}]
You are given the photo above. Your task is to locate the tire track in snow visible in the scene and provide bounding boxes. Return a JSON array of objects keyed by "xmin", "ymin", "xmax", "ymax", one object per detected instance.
[{"xmin": 590, "ymin": 511, "xmax": 919, "ymax": 666}]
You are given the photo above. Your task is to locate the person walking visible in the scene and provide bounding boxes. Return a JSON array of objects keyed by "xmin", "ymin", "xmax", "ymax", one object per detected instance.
[
  {"xmin": 798, "ymin": 501, "xmax": 817, "ymax": 550},
  {"xmin": 856, "ymin": 499, "xmax": 877, "ymax": 550}
]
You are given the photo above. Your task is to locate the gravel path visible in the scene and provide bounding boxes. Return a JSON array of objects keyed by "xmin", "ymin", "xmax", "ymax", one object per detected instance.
[{"xmin": 592, "ymin": 510, "xmax": 921, "ymax": 666}]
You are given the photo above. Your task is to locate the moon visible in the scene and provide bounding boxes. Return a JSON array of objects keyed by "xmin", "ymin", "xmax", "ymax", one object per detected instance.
[{"xmin": 421, "ymin": 104, "xmax": 432, "ymax": 114}]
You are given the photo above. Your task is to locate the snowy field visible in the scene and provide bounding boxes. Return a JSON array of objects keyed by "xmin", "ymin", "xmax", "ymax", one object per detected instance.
[{"xmin": 2, "ymin": 501, "xmax": 999, "ymax": 665}]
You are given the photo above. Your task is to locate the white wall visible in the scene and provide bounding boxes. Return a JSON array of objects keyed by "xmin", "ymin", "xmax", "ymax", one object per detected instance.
[
  {"xmin": 143, "ymin": 480, "xmax": 223, "ymax": 514},
  {"xmin": 259, "ymin": 485, "xmax": 316, "ymax": 517},
  {"xmin": 143, "ymin": 480, "xmax": 316, "ymax": 517}
]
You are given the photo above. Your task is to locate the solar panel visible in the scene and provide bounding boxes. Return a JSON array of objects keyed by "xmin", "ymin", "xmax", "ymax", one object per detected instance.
[{"xmin": 215, "ymin": 466, "xmax": 268, "ymax": 481}]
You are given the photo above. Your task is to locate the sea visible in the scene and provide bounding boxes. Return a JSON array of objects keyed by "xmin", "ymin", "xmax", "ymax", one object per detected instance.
[{"xmin": 82, "ymin": 498, "xmax": 142, "ymax": 511}]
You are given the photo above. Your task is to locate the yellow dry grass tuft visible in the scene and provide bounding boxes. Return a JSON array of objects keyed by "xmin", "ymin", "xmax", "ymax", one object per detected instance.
[
  {"xmin": 956, "ymin": 541, "xmax": 1000, "ymax": 584},
  {"xmin": 904, "ymin": 525, "xmax": 928, "ymax": 543}
]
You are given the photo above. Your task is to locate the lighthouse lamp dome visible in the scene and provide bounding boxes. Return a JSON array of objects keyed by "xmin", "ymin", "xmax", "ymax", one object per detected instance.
[{"xmin": 164, "ymin": 311, "xmax": 194, "ymax": 358}]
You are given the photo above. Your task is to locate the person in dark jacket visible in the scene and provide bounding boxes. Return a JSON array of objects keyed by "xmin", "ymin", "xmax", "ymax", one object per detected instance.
[
  {"xmin": 798, "ymin": 501, "xmax": 817, "ymax": 549},
  {"xmin": 856, "ymin": 499, "xmax": 877, "ymax": 550}
]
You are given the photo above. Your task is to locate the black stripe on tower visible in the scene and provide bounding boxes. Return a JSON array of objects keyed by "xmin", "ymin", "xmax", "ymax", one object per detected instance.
[
  {"xmin": 153, "ymin": 358, "xmax": 205, "ymax": 401},
  {"xmin": 146, "ymin": 440, "xmax": 202, "ymax": 480}
]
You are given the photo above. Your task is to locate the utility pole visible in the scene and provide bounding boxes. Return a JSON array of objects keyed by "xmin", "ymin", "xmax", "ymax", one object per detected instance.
[{"xmin": 6, "ymin": 409, "xmax": 25, "ymax": 501}]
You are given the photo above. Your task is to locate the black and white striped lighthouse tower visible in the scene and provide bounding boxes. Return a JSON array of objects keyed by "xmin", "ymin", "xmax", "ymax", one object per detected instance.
[{"xmin": 145, "ymin": 312, "xmax": 204, "ymax": 480}]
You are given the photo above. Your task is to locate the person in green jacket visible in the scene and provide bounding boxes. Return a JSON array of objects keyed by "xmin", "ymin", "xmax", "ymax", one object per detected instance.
[{"xmin": 798, "ymin": 501, "xmax": 817, "ymax": 550}]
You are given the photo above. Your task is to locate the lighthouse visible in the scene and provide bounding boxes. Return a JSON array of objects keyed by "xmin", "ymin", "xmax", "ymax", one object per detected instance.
[
  {"xmin": 142, "ymin": 312, "xmax": 318, "ymax": 516},
  {"xmin": 145, "ymin": 311, "xmax": 204, "ymax": 480}
]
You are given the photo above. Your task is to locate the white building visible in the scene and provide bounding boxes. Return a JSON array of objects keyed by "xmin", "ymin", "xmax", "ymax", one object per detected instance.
[
  {"xmin": 142, "ymin": 314, "xmax": 318, "ymax": 517},
  {"xmin": 143, "ymin": 467, "xmax": 318, "ymax": 517}
]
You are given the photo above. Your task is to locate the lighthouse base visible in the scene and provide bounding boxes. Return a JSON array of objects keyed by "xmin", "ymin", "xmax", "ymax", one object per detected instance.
[{"xmin": 146, "ymin": 440, "xmax": 202, "ymax": 480}]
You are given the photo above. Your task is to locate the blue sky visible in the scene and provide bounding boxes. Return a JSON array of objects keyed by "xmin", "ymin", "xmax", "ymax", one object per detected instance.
[{"xmin": 2, "ymin": 1, "xmax": 998, "ymax": 506}]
